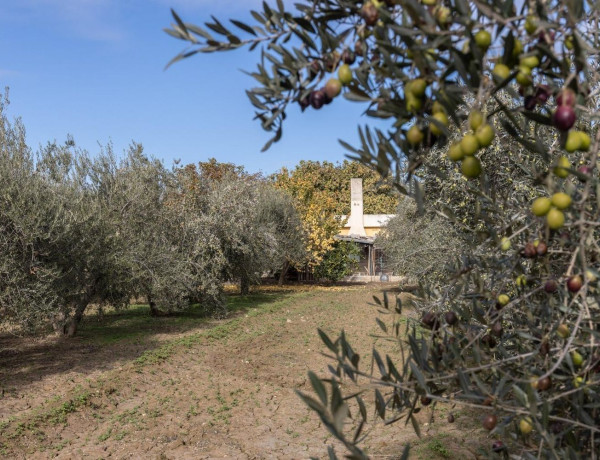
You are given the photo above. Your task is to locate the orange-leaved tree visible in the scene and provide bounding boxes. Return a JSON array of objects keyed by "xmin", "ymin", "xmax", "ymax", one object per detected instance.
[{"xmin": 271, "ymin": 160, "xmax": 398, "ymax": 265}]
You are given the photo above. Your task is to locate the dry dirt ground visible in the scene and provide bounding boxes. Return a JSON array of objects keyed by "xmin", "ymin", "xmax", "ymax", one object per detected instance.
[{"xmin": 0, "ymin": 285, "xmax": 485, "ymax": 459}]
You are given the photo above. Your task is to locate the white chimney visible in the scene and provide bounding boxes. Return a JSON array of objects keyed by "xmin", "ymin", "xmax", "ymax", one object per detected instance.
[{"xmin": 348, "ymin": 178, "xmax": 366, "ymax": 236}]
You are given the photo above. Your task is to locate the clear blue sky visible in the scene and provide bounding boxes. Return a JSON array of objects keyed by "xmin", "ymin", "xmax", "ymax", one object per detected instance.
[{"xmin": 0, "ymin": 0, "xmax": 384, "ymax": 175}]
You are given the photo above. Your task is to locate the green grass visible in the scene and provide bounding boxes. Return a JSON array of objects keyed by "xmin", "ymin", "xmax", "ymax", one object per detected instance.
[
  {"xmin": 412, "ymin": 433, "xmax": 453, "ymax": 459},
  {"xmin": 427, "ymin": 438, "xmax": 451, "ymax": 458},
  {"xmin": 78, "ymin": 291, "xmax": 294, "ymax": 346},
  {"xmin": 97, "ymin": 428, "xmax": 112, "ymax": 442},
  {"xmin": 132, "ymin": 291, "xmax": 310, "ymax": 368},
  {"xmin": 0, "ymin": 288, "xmax": 319, "ymax": 446}
]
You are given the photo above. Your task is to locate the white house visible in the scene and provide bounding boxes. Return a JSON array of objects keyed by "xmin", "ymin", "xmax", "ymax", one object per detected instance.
[{"xmin": 336, "ymin": 178, "xmax": 401, "ymax": 282}]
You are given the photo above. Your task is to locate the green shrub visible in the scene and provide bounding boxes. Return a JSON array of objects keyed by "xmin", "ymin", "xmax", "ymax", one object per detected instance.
[{"xmin": 313, "ymin": 241, "xmax": 360, "ymax": 282}]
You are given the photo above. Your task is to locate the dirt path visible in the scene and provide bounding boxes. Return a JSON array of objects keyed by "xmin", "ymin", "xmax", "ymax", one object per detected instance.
[{"xmin": 0, "ymin": 286, "xmax": 483, "ymax": 459}]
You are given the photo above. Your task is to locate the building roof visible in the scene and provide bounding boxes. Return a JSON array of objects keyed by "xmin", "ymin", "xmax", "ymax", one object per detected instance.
[{"xmin": 335, "ymin": 234, "xmax": 375, "ymax": 244}]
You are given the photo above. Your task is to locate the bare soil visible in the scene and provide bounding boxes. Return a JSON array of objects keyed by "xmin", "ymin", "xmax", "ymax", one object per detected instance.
[{"xmin": 0, "ymin": 285, "xmax": 484, "ymax": 459}]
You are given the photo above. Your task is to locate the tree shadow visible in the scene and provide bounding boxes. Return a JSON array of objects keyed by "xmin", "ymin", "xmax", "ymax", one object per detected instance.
[{"xmin": 0, "ymin": 290, "xmax": 292, "ymax": 393}]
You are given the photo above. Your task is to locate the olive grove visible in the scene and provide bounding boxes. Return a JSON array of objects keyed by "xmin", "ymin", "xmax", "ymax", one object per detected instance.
[{"xmin": 0, "ymin": 94, "xmax": 305, "ymax": 335}]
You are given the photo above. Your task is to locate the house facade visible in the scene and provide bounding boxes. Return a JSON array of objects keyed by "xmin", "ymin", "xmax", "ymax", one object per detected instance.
[{"xmin": 336, "ymin": 178, "xmax": 401, "ymax": 282}]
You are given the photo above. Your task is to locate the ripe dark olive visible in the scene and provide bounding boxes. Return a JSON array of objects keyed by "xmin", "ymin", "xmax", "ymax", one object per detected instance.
[
  {"xmin": 492, "ymin": 440, "xmax": 505, "ymax": 453},
  {"xmin": 483, "ymin": 414, "xmax": 497, "ymax": 431},
  {"xmin": 536, "ymin": 241, "xmax": 548, "ymax": 256},
  {"xmin": 522, "ymin": 242, "xmax": 537, "ymax": 258},
  {"xmin": 445, "ymin": 311, "xmax": 458, "ymax": 326},
  {"xmin": 447, "ymin": 413, "xmax": 455, "ymax": 423},
  {"xmin": 491, "ymin": 321, "xmax": 503, "ymax": 338},
  {"xmin": 309, "ymin": 60, "xmax": 321, "ymax": 76},
  {"xmin": 553, "ymin": 105, "xmax": 576, "ymax": 131},
  {"xmin": 323, "ymin": 54, "xmax": 338, "ymax": 73},
  {"xmin": 420, "ymin": 396, "xmax": 432, "ymax": 406},
  {"xmin": 567, "ymin": 274, "xmax": 583, "ymax": 292},
  {"xmin": 355, "ymin": 41, "xmax": 364, "ymax": 57},
  {"xmin": 321, "ymin": 88, "xmax": 333, "ymax": 105},
  {"xmin": 298, "ymin": 96, "xmax": 310, "ymax": 111},
  {"xmin": 544, "ymin": 279, "xmax": 558, "ymax": 293},
  {"xmin": 524, "ymin": 95, "xmax": 537, "ymax": 111},
  {"xmin": 535, "ymin": 85, "xmax": 550, "ymax": 104},
  {"xmin": 540, "ymin": 341, "xmax": 550, "ymax": 356},
  {"xmin": 577, "ymin": 166, "xmax": 592, "ymax": 181},
  {"xmin": 537, "ymin": 376, "xmax": 552, "ymax": 391},
  {"xmin": 482, "ymin": 334, "xmax": 497, "ymax": 348},
  {"xmin": 557, "ymin": 88, "xmax": 576, "ymax": 107},
  {"xmin": 341, "ymin": 49, "xmax": 356, "ymax": 65},
  {"xmin": 361, "ymin": 2, "xmax": 379, "ymax": 26},
  {"xmin": 422, "ymin": 312, "xmax": 440, "ymax": 330},
  {"xmin": 309, "ymin": 90, "xmax": 326, "ymax": 109},
  {"xmin": 422, "ymin": 311, "xmax": 434, "ymax": 327}
]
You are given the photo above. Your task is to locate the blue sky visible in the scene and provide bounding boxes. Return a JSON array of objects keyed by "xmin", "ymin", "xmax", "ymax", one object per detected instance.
[{"xmin": 0, "ymin": 0, "xmax": 381, "ymax": 175}]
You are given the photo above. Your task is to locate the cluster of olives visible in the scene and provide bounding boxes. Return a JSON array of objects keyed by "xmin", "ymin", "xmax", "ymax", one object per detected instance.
[
  {"xmin": 445, "ymin": 109, "xmax": 495, "ymax": 179},
  {"xmin": 546, "ymin": 271, "xmax": 584, "ymax": 295},
  {"xmin": 472, "ymin": 24, "xmax": 595, "ymax": 189},
  {"xmin": 405, "ymin": 81, "xmax": 451, "ymax": 147},
  {"xmin": 404, "ymin": 78, "xmax": 428, "ymax": 115},
  {"xmin": 491, "ymin": 45, "xmax": 540, "ymax": 88},
  {"xmin": 299, "ymin": 49, "xmax": 357, "ymax": 111},
  {"xmin": 521, "ymin": 239, "xmax": 548, "ymax": 258},
  {"xmin": 531, "ymin": 192, "xmax": 572, "ymax": 230}
]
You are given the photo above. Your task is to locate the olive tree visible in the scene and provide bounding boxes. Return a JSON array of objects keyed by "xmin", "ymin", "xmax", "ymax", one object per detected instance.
[
  {"xmin": 171, "ymin": 162, "xmax": 307, "ymax": 297},
  {"xmin": 0, "ymin": 95, "xmax": 63, "ymax": 330},
  {"xmin": 103, "ymin": 144, "xmax": 204, "ymax": 316},
  {"xmin": 0, "ymin": 101, "xmax": 132, "ymax": 336},
  {"xmin": 168, "ymin": 1, "xmax": 600, "ymax": 457},
  {"xmin": 255, "ymin": 184, "xmax": 308, "ymax": 284},
  {"xmin": 376, "ymin": 198, "xmax": 464, "ymax": 284}
]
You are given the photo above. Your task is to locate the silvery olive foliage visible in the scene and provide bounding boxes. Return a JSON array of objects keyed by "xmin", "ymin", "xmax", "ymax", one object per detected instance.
[
  {"xmin": 168, "ymin": 0, "xmax": 600, "ymax": 457},
  {"xmin": 376, "ymin": 198, "xmax": 464, "ymax": 284},
  {"xmin": 255, "ymin": 183, "xmax": 309, "ymax": 283},
  {"xmin": 1, "ymin": 97, "xmax": 132, "ymax": 336},
  {"xmin": 0, "ymin": 95, "xmax": 305, "ymax": 333},
  {"xmin": 170, "ymin": 161, "xmax": 308, "ymax": 297}
]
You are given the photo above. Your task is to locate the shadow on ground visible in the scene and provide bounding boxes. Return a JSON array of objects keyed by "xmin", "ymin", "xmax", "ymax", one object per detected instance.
[{"xmin": 0, "ymin": 291, "xmax": 292, "ymax": 392}]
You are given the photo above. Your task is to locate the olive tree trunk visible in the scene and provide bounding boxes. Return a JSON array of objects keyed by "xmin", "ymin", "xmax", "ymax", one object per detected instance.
[
  {"xmin": 278, "ymin": 260, "xmax": 290, "ymax": 286},
  {"xmin": 240, "ymin": 275, "xmax": 250, "ymax": 295}
]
